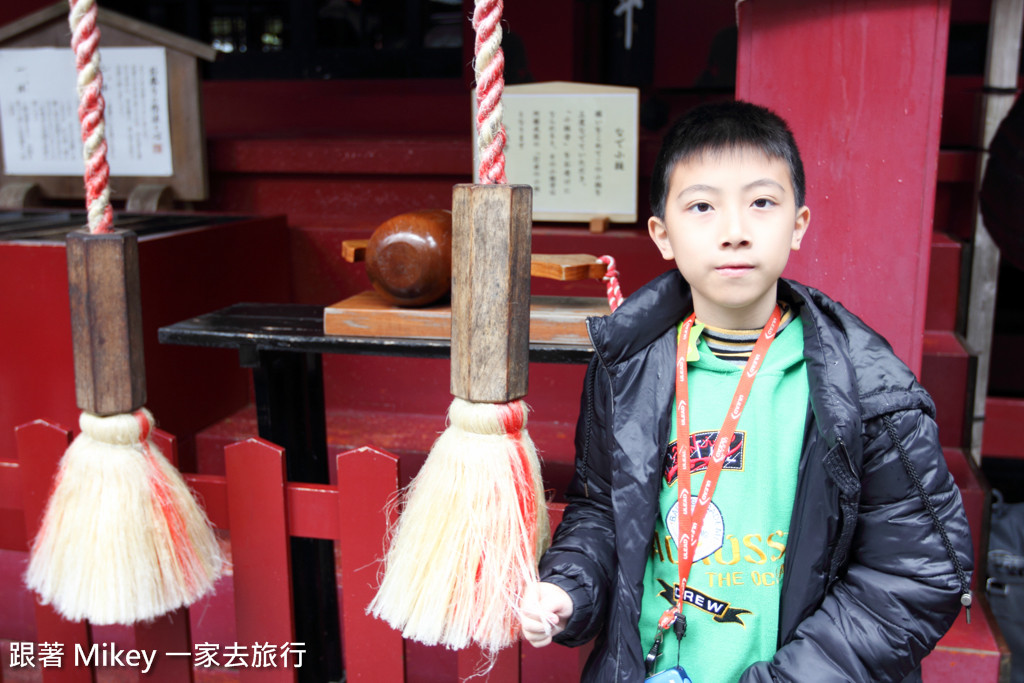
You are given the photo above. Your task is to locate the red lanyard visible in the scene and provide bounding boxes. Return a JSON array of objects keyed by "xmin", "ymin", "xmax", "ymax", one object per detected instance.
[{"xmin": 659, "ymin": 305, "xmax": 782, "ymax": 633}]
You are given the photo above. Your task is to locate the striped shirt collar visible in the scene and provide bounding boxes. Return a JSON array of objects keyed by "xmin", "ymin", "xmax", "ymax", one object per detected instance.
[{"xmin": 698, "ymin": 302, "xmax": 794, "ymax": 366}]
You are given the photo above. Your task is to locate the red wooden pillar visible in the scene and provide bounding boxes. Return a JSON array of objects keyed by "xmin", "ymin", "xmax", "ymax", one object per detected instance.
[
  {"xmin": 15, "ymin": 420, "xmax": 93, "ymax": 683},
  {"xmin": 737, "ymin": 0, "xmax": 952, "ymax": 374}
]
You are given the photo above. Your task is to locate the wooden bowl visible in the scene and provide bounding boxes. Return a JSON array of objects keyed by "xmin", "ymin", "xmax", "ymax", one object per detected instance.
[{"xmin": 365, "ymin": 209, "xmax": 452, "ymax": 307}]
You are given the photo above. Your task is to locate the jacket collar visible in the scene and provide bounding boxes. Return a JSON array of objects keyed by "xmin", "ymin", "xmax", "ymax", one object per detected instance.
[
  {"xmin": 586, "ymin": 271, "xmax": 933, "ymax": 451},
  {"xmin": 587, "ymin": 269, "xmax": 691, "ymax": 368}
]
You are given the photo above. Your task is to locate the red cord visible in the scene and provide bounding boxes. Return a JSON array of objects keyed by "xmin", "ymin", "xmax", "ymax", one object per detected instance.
[
  {"xmin": 472, "ymin": 0, "xmax": 507, "ymax": 185},
  {"xmin": 597, "ymin": 255, "xmax": 624, "ymax": 312},
  {"xmin": 69, "ymin": 0, "xmax": 113, "ymax": 234}
]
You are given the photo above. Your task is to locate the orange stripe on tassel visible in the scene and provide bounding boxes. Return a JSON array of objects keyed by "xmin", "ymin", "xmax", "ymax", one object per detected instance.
[
  {"xmin": 135, "ymin": 411, "xmax": 202, "ymax": 595},
  {"xmin": 497, "ymin": 402, "xmax": 538, "ymax": 549}
]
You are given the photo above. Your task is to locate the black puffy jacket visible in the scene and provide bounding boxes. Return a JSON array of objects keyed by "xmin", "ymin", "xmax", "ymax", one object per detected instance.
[{"xmin": 539, "ymin": 271, "xmax": 974, "ymax": 682}]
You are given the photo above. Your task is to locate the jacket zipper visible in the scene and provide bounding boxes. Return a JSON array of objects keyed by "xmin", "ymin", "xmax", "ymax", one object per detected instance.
[
  {"xmin": 581, "ymin": 358, "xmax": 598, "ymax": 498},
  {"xmin": 827, "ymin": 437, "xmax": 859, "ymax": 589},
  {"xmin": 580, "ymin": 320, "xmax": 604, "ymax": 499}
]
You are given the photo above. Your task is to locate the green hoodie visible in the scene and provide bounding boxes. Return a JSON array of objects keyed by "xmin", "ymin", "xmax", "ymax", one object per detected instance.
[{"xmin": 639, "ymin": 313, "xmax": 808, "ymax": 681}]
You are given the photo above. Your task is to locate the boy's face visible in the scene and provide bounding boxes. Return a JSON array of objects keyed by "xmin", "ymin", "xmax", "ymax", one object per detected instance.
[{"xmin": 648, "ymin": 148, "xmax": 810, "ymax": 329}]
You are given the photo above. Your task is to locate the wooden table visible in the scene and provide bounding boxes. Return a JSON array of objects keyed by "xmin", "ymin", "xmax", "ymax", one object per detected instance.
[{"xmin": 159, "ymin": 302, "xmax": 594, "ymax": 681}]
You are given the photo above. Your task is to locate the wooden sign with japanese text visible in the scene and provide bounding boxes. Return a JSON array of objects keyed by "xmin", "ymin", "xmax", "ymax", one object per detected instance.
[
  {"xmin": 474, "ymin": 81, "xmax": 639, "ymax": 223},
  {"xmin": 0, "ymin": 47, "xmax": 173, "ymax": 177},
  {"xmin": 0, "ymin": 3, "xmax": 216, "ymax": 203}
]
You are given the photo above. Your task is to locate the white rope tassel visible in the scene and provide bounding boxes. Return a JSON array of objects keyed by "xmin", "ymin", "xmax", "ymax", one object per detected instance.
[
  {"xmin": 369, "ymin": 397, "xmax": 549, "ymax": 652},
  {"xmin": 26, "ymin": 409, "xmax": 224, "ymax": 625}
]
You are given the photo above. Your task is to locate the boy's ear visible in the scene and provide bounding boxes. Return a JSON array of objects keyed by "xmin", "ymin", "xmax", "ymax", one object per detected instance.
[
  {"xmin": 791, "ymin": 205, "xmax": 811, "ymax": 251},
  {"xmin": 648, "ymin": 216, "xmax": 675, "ymax": 260}
]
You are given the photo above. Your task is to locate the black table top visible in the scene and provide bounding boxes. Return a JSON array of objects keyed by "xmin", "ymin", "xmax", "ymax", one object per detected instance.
[{"xmin": 159, "ymin": 302, "xmax": 594, "ymax": 364}]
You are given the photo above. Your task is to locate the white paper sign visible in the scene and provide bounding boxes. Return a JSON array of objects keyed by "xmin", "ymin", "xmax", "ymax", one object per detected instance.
[
  {"xmin": 0, "ymin": 46, "xmax": 173, "ymax": 177},
  {"xmin": 476, "ymin": 82, "xmax": 639, "ymax": 223}
]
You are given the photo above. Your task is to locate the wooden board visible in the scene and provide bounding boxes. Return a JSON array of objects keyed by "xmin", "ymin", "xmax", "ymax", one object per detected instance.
[
  {"xmin": 323, "ymin": 290, "xmax": 608, "ymax": 346},
  {"xmin": 530, "ymin": 253, "xmax": 608, "ymax": 281}
]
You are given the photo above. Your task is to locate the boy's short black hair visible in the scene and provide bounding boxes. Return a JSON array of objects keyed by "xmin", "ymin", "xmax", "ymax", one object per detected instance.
[{"xmin": 649, "ymin": 100, "xmax": 806, "ymax": 218}]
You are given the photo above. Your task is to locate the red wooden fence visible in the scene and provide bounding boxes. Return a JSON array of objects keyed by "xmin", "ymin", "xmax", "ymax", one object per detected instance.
[{"xmin": 1, "ymin": 419, "xmax": 588, "ymax": 682}]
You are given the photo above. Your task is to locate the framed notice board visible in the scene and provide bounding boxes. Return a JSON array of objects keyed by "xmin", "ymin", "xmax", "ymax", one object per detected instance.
[{"xmin": 474, "ymin": 81, "xmax": 639, "ymax": 224}]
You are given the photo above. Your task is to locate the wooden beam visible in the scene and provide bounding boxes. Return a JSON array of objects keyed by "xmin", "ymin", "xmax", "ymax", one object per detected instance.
[{"xmin": 965, "ymin": 0, "xmax": 1024, "ymax": 464}]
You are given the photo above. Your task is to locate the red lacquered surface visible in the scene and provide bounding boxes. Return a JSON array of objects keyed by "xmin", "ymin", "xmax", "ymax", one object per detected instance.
[
  {"xmin": 924, "ymin": 602, "xmax": 1005, "ymax": 682},
  {"xmin": 16, "ymin": 420, "xmax": 93, "ymax": 683},
  {"xmin": 134, "ymin": 609, "xmax": 194, "ymax": 683},
  {"xmin": 983, "ymin": 398, "xmax": 1024, "ymax": 459},
  {"xmin": 737, "ymin": 0, "xmax": 951, "ymax": 375},
  {"xmin": 0, "ymin": 460, "xmax": 24, "ymax": 550},
  {"xmin": 921, "ymin": 331, "xmax": 971, "ymax": 448},
  {"xmin": 926, "ymin": 233, "xmax": 964, "ymax": 332},
  {"xmin": 456, "ymin": 645, "xmax": 518, "ymax": 682},
  {"xmin": 224, "ymin": 439, "xmax": 296, "ymax": 683},
  {"xmin": 336, "ymin": 447, "xmax": 404, "ymax": 681}
]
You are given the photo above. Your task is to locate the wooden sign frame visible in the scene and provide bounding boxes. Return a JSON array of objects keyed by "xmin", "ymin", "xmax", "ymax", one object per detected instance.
[
  {"xmin": 473, "ymin": 81, "xmax": 639, "ymax": 225},
  {"xmin": 0, "ymin": 3, "xmax": 215, "ymax": 203}
]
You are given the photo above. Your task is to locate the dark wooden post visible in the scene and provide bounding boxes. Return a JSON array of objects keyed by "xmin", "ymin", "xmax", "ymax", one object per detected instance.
[
  {"xmin": 450, "ymin": 183, "xmax": 532, "ymax": 403},
  {"xmin": 65, "ymin": 229, "xmax": 146, "ymax": 416}
]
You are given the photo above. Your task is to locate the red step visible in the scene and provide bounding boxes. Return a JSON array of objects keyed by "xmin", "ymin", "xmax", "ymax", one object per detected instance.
[
  {"xmin": 983, "ymin": 397, "xmax": 1024, "ymax": 459},
  {"xmin": 196, "ymin": 403, "xmax": 580, "ymax": 499},
  {"xmin": 921, "ymin": 330, "xmax": 973, "ymax": 449},
  {"xmin": 923, "ymin": 597, "xmax": 1007, "ymax": 682},
  {"xmin": 926, "ymin": 232, "xmax": 964, "ymax": 332}
]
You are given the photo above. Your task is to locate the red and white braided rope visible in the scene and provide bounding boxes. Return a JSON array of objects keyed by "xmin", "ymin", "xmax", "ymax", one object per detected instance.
[
  {"xmin": 472, "ymin": 0, "xmax": 507, "ymax": 185},
  {"xmin": 597, "ymin": 255, "xmax": 624, "ymax": 312},
  {"xmin": 69, "ymin": 0, "xmax": 112, "ymax": 234}
]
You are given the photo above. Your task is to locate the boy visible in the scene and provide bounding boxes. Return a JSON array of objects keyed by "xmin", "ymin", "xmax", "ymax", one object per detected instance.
[{"xmin": 520, "ymin": 101, "xmax": 973, "ymax": 682}]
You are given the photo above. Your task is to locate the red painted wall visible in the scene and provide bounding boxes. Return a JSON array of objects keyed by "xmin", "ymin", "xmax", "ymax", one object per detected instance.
[{"xmin": 0, "ymin": 217, "xmax": 290, "ymax": 466}]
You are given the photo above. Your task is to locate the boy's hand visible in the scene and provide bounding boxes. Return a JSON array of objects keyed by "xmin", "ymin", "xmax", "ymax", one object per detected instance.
[{"xmin": 520, "ymin": 581, "xmax": 573, "ymax": 647}]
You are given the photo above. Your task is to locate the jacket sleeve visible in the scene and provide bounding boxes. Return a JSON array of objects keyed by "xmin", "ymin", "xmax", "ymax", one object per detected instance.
[
  {"xmin": 538, "ymin": 356, "xmax": 618, "ymax": 647},
  {"xmin": 740, "ymin": 408, "xmax": 974, "ymax": 683}
]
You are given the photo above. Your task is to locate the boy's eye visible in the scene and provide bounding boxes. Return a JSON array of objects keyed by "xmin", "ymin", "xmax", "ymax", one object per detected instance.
[
  {"xmin": 690, "ymin": 202, "xmax": 713, "ymax": 213},
  {"xmin": 753, "ymin": 198, "xmax": 775, "ymax": 208}
]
